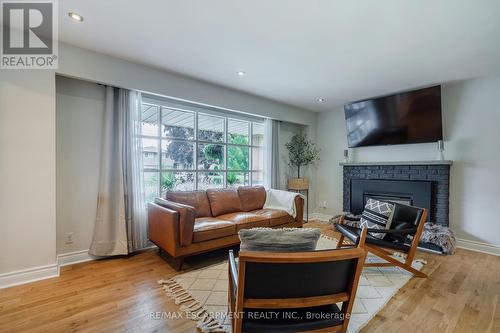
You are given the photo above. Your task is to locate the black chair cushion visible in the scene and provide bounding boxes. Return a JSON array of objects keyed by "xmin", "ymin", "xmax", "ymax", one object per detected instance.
[
  {"xmin": 336, "ymin": 224, "xmax": 410, "ymax": 252},
  {"xmin": 385, "ymin": 221, "xmax": 413, "ymax": 243},
  {"xmin": 242, "ymin": 304, "xmax": 344, "ymax": 333}
]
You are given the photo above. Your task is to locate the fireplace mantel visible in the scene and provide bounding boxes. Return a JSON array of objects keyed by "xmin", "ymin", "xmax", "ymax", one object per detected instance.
[{"xmin": 339, "ymin": 160, "xmax": 453, "ymax": 166}]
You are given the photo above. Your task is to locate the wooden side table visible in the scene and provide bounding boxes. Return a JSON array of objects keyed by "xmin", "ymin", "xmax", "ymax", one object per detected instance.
[{"xmin": 287, "ymin": 186, "xmax": 309, "ymax": 223}]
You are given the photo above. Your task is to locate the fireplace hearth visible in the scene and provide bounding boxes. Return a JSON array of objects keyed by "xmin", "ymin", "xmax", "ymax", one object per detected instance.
[{"xmin": 341, "ymin": 161, "xmax": 451, "ymax": 226}]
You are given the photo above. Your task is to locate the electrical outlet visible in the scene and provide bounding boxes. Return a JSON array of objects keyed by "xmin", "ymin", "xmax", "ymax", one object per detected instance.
[
  {"xmin": 321, "ymin": 201, "xmax": 327, "ymax": 208},
  {"xmin": 65, "ymin": 232, "xmax": 74, "ymax": 244}
]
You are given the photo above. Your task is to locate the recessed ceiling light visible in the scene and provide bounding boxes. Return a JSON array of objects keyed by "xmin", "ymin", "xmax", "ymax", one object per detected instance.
[
  {"xmin": 68, "ymin": 12, "xmax": 84, "ymax": 22},
  {"xmin": 317, "ymin": 98, "xmax": 326, "ymax": 103},
  {"xmin": 237, "ymin": 71, "xmax": 246, "ymax": 76}
]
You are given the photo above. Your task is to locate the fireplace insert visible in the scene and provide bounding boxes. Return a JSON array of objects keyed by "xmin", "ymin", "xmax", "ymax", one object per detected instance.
[{"xmin": 350, "ymin": 179, "xmax": 432, "ymax": 222}]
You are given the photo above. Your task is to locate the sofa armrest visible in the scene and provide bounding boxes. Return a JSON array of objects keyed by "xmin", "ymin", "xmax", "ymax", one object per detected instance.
[
  {"xmin": 154, "ymin": 198, "xmax": 196, "ymax": 246},
  {"xmin": 294, "ymin": 195, "xmax": 304, "ymax": 223},
  {"xmin": 148, "ymin": 203, "xmax": 180, "ymax": 256}
]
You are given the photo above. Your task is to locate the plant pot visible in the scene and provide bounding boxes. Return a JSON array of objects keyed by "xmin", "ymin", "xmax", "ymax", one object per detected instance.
[{"xmin": 287, "ymin": 178, "xmax": 309, "ymax": 190}]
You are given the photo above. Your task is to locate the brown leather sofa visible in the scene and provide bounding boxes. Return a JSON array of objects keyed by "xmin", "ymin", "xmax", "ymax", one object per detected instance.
[{"xmin": 148, "ymin": 186, "xmax": 304, "ymax": 269}]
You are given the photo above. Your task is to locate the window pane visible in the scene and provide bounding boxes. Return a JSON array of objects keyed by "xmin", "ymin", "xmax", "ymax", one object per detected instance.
[
  {"xmin": 227, "ymin": 172, "xmax": 249, "ymax": 188},
  {"xmin": 197, "ymin": 172, "xmax": 224, "ymax": 190},
  {"xmin": 141, "ymin": 104, "xmax": 159, "ymax": 136},
  {"xmin": 228, "ymin": 145, "xmax": 249, "ymax": 170},
  {"xmin": 198, "ymin": 114, "xmax": 224, "ymax": 142},
  {"xmin": 252, "ymin": 147, "xmax": 263, "ymax": 171},
  {"xmin": 142, "ymin": 138, "xmax": 159, "ymax": 170},
  {"xmin": 252, "ymin": 122, "xmax": 264, "ymax": 146},
  {"xmin": 252, "ymin": 171, "xmax": 264, "ymax": 186},
  {"xmin": 198, "ymin": 143, "xmax": 224, "ymax": 170},
  {"xmin": 161, "ymin": 140, "xmax": 194, "ymax": 170},
  {"xmin": 228, "ymin": 119, "xmax": 249, "ymax": 144},
  {"xmin": 161, "ymin": 108, "xmax": 195, "ymax": 139},
  {"xmin": 160, "ymin": 172, "xmax": 195, "ymax": 196},
  {"xmin": 143, "ymin": 172, "xmax": 159, "ymax": 204}
]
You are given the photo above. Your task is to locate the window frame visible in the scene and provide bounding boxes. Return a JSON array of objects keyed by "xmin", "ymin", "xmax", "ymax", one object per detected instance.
[{"xmin": 139, "ymin": 97, "xmax": 265, "ymax": 196}]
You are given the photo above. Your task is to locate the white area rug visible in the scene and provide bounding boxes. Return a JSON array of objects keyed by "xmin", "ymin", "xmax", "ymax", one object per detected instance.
[{"xmin": 159, "ymin": 235, "xmax": 425, "ymax": 332}]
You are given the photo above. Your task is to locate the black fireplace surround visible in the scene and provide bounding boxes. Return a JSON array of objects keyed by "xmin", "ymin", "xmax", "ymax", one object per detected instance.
[{"xmin": 343, "ymin": 164, "xmax": 450, "ymax": 226}]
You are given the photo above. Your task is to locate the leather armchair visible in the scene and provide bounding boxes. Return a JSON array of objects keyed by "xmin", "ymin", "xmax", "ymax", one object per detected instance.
[
  {"xmin": 336, "ymin": 203, "xmax": 428, "ymax": 277},
  {"xmin": 228, "ymin": 234, "xmax": 367, "ymax": 333}
]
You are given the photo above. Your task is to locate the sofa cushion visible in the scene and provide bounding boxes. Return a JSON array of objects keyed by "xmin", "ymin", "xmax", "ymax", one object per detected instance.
[
  {"xmin": 166, "ymin": 190, "xmax": 212, "ymax": 218},
  {"xmin": 238, "ymin": 227, "xmax": 321, "ymax": 252},
  {"xmin": 251, "ymin": 209, "xmax": 294, "ymax": 226},
  {"xmin": 218, "ymin": 212, "xmax": 270, "ymax": 231},
  {"xmin": 192, "ymin": 217, "xmax": 236, "ymax": 243},
  {"xmin": 238, "ymin": 186, "xmax": 266, "ymax": 212},
  {"xmin": 206, "ymin": 188, "xmax": 242, "ymax": 216}
]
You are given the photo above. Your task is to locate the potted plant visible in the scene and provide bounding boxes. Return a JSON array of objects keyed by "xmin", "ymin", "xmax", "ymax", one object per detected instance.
[{"xmin": 285, "ymin": 133, "xmax": 320, "ymax": 190}]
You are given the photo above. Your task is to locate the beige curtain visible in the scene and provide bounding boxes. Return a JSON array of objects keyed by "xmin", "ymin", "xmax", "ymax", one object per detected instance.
[
  {"xmin": 264, "ymin": 119, "xmax": 281, "ymax": 189},
  {"xmin": 89, "ymin": 87, "xmax": 147, "ymax": 256}
]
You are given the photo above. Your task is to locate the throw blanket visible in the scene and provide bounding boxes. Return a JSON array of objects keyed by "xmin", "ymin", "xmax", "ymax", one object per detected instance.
[
  {"xmin": 330, "ymin": 213, "xmax": 361, "ymax": 227},
  {"xmin": 263, "ymin": 189, "xmax": 301, "ymax": 218},
  {"xmin": 420, "ymin": 223, "xmax": 456, "ymax": 255}
]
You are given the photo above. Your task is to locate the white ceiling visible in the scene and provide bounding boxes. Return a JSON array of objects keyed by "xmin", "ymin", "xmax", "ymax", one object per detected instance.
[{"xmin": 59, "ymin": 0, "xmax": 500, "ymax": 112}]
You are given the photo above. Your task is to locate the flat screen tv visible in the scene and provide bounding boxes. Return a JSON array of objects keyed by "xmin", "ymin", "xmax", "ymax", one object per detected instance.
[{"xmin": 344, "ymin": 86, "xmax": 443, "ymax": 148}]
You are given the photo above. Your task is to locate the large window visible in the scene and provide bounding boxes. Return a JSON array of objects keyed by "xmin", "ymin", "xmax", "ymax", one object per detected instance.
[{"xmin": 140, "ymin": 99, "xmax": 265, "ymax": 203}]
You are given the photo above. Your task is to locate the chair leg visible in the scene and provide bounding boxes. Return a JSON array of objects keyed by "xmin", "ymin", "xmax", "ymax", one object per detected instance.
[
  {"xmin": 403, "ymin": 264, "xmax": 427, "ymax": 278},
  {"xmin": 403, "ymin": 255, "xmax": 427, "ymax": 277},
  {"xmin": 367, "ymin": 246, "xmax": 427, "ymax": 278},
  {"xmin": 173, "ymin": 257, "xmax": 184, "ymax": 271},
  {"xmin": 233, "ymin": 313, "xmax": 243, "ymax": 333},
  {"xmin": 336, "ymin": 235, "xmax": 345, "ymax": 249}
]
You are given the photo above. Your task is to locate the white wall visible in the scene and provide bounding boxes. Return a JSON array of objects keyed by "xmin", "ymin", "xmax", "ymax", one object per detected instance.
[
  {"xmin": 56, "ymin": 76, "xmax": 105, "ymax": 254},
  {"xmin": 314, "ymin": 108, "xmax": 349, "ymax": 216},
  {"xmin": 0, "ymin": 70, "xmax": 56, "ymax": 274},
  {"xmin": 315, "ymin": 75, "xmax": 500, "ymax": 248}
]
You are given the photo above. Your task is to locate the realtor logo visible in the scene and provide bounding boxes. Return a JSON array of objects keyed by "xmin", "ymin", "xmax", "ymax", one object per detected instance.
[{"xmin": 1, "ymin": 0, "xmax": 58, "ymax": 69}]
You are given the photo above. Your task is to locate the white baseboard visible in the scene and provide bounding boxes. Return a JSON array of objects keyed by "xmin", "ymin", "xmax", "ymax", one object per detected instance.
[
  {"xmin": 57, "ymin": 249, "xmax": 95, "ymax": 267},
  {"xmin": 456, "ymin": 238, "xmax": 500, "ymax": 256},
  {"xmin": 1, "ymin": 246, "xmax": 160, "ymax": 289},
  {"xmin": 0, "ymin": 263, "xmax": 59, "ymax": 289}
]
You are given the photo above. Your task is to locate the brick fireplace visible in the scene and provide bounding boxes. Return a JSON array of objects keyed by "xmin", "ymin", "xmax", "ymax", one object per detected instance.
[{"xmin": 341, "ymin": 161, "xmax": 452, "ymax": 226}]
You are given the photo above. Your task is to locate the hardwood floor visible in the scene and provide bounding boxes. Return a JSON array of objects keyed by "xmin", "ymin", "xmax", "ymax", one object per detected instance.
[{"xmin": 1, "ymin": 221, "xmax": 499, "ymax": 333}]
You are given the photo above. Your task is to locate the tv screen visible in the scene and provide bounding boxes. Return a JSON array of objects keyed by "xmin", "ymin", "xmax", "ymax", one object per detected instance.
[{"xmin": 344, "ymin": 86, "xmax": 443, "ymax": 148}]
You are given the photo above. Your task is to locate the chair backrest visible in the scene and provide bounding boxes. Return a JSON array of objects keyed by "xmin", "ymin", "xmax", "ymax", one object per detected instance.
[
  {"xmin": 237, "ymin": 247, "xmax": 366, "ymax": 307},
  {"xmin": 244, "ymin": 255, "xmax": 356, "ymax": 299},
  {"xmin": 389, "ymin": 203, "xmax": 425, "ymax": 232}
]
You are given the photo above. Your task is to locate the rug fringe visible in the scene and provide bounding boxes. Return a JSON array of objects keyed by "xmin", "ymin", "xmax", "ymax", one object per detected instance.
[
  {"xmin": 159, "ymin": 279, "xmax": 227, "ymax": 333},
  {"xmin": 320, "ymin": 234, "xmax": 339, "ymax": 242}
]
